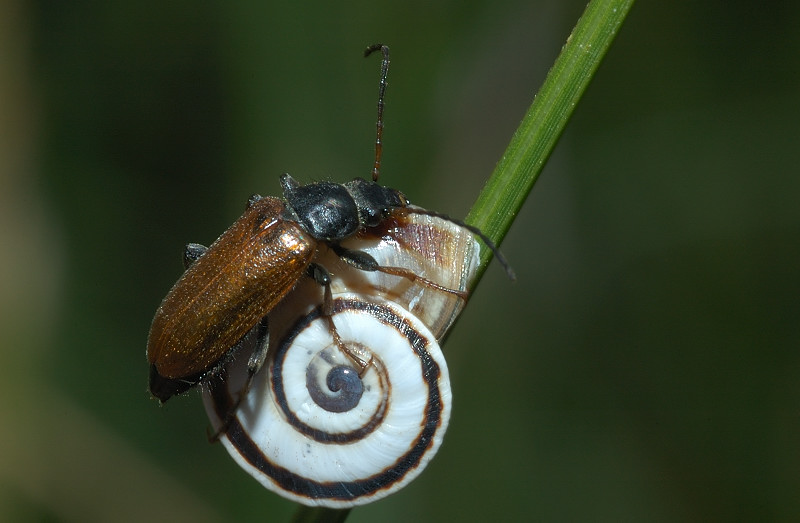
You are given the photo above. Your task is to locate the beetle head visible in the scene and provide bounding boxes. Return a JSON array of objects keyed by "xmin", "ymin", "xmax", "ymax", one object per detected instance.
[{"xmin": 343, "ymin": 177, "xmax": 407, "ymax": 227}]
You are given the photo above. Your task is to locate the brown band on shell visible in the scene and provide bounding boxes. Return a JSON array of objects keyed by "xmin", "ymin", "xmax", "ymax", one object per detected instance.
[{"xmin": 209, "ymin": 297, "xmax": 445, "ymax": 504}]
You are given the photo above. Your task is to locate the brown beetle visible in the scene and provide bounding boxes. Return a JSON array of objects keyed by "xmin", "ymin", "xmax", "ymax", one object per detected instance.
[
  {"xmin": 147, "ymin": 195, "xmax": 314, "ymax": 401},
  {"xmin": 146, "ymin": 44, "xmax": 511, "ymax": 412}
]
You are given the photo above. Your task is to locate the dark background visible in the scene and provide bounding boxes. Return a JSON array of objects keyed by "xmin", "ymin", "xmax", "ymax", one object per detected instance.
[{"xmin": 2, "ymin": 1, "xmax": 798, "ymax": 521}]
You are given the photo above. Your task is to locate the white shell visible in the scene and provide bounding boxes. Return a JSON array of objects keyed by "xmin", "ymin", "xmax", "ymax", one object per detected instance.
[
  {"xmin": 202, "ymin": 212, "xmax": 480, "ymax": 507},
  {"xmin": 205, "ymin": 293, "xmax": 450, "ymax": 507}
]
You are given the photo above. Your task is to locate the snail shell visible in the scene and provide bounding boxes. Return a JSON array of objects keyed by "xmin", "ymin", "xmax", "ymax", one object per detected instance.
[
  {"xmin": 205, "ymin": 292, "xmax": 450, "ymax": 507},
  {"xmin": 202, "ymin": 212, "xmax": 480, "ymax": 507}
]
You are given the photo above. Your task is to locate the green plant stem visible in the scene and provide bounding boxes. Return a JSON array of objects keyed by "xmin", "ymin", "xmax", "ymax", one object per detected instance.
[
  {"xmin": 292, "ymin": 0, "xmax": 634, "ymax": 521},
  {"xmin": 291, "ymin": 507, "xmax": 351, "ymax": 523},
  {"xmin": 466, "ymin": 0, "xmax": 636, "ymax": 287}
]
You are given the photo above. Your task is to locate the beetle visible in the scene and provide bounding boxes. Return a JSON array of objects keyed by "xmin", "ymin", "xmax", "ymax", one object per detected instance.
[{"xmin": 146, "ymin": 44, "xmax": 512, "ymax": 417}]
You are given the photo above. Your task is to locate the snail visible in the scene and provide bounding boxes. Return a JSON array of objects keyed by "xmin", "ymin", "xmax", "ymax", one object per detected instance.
[{"xmin": 202, "ymin": 212, "xmax": 480, "ymax": 507}]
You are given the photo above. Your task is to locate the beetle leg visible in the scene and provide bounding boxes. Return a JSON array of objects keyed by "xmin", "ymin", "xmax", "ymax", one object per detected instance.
[
  {"xmin": 376, "ymin": 265, "xmax": 468, "ymax": 300},
  {"xmin": 243, "ymin": 316, "xmax": 271, "ymax": 395},
  {"xmin": 325, "ymin": 314, "xmax": 371, "ymax": 375},
  {"xmin": 332, "ymin": 245, "xmax": 469, "ymax": 300},
  {"xmin": 308, "ymin": 263, "xmax": 334, "ymax": 315},
  {"xmin": 307, "ymin": 262, "xmax": 372, "ymax": 374},
  {"xmin": 182, "ymin": 243, "xmax": 208, "ymax": 269},
  {"xmin": 207, "ymin": 316, "xmax": 270, "ymax": 442}
]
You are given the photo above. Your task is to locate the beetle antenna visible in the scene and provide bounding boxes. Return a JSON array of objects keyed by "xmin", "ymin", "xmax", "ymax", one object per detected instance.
[
  {"xmin": 364, "ymin": 44, "xmax": 390, "ymax": 182},
  {"xmin": 404, "ymin": 207, "xmax": 516, "ymax": 280}
]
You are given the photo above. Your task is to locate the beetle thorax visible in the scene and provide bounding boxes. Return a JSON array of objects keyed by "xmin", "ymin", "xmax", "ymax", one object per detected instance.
[{"xmin": 280, "ymin": 174, "xmax": 407, "ymax": 242}]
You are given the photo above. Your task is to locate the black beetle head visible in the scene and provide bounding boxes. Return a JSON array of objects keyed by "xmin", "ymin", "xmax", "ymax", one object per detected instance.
[{"xmin": 344, "ymin": 177, "xmax": 407, "ymax": 228}]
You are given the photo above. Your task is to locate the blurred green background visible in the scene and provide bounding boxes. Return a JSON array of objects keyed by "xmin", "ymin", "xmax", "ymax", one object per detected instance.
[{"xmin": 2, "ymin": 0, "xmax": 798, "ymax": 521}]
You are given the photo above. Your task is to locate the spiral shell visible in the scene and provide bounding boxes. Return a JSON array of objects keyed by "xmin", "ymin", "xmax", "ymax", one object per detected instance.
[
  {"xmin": 202, "ymin": 213, "xmax": 479, "ymax": 507},
  {"xmin": 205, "ymin": 292, "xmax": 449, "ymax": 507}
]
